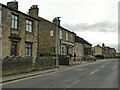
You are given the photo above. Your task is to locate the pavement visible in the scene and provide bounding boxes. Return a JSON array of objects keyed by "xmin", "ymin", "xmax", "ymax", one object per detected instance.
[{"xmin": 1, "ymin": 59, "xmax": 113, "ymax": 84}]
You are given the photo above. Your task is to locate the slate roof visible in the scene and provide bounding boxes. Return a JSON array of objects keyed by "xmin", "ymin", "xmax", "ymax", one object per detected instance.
[{"xmin": 75, "ymin": 36, "xmax": 92, "ymax": 46}]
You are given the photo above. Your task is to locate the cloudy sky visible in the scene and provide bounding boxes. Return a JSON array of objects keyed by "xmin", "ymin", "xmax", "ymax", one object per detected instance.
[{"xmin": 0, "ymin": 0, "xmax": 119, "ymax": 52}]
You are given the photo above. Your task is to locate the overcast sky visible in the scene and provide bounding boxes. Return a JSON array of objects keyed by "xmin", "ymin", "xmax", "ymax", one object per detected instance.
[{"xmin": 0, "ymin": 0, "xmax": 119, "ymax": 52}]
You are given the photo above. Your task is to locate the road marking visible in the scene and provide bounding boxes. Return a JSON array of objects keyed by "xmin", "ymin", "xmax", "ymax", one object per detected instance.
[
  {"xmin": 0, "ymin": 74, "xmax": 43, "ymax": 86},
  {"xmin": 90, "ymin": 69, "xmax": 98, "ymax": 75},
  {"xmin": 66, "ymin": 80, "xmax": 80, "ymax": 88},
  {"xmin": 1, "ymin": 71, "xmax": 59, "ymax": 86},
  {"xmin": 74, "ymin": 80, "xmax": 80, "ymax": 84},
  {"xmin": 101, "ymin": 65, "xmax": 105, "ymax": 68}
]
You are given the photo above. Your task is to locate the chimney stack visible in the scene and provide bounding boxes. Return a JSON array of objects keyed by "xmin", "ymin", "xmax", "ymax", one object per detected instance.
[
  {"xmin": 7, "ymin": 0, "xmax": 18, "ymax": 10},
  {"xmin": 29, "ymin": 5, "xmax": 39, "ymax": 18},
  {"xmin": 102, "ymin": 43, "xmax": 105, "ymax": 47}
]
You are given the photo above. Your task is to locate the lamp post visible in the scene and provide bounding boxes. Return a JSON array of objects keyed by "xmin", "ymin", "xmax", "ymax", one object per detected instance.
[{"xmin": 54, "ymin": 17, "xmax": 60, "ymax": 68}]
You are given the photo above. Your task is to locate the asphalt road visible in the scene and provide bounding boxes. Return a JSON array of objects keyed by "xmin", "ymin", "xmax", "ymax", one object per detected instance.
[{"xmin": 2, "ymin": 59, "xmax": 118, "ymax": 88}]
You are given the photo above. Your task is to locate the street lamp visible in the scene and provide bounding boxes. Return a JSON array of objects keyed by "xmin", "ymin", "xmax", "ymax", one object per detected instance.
[{"xmin": 53, "ymin": 17, "xmax": 61, "ymax": 68}]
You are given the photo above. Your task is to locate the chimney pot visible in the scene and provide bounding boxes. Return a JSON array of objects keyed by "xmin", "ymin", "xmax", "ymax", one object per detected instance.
[
  {"xmin": 29, "ymin": 5, "xmax": 39, "ymax": 17},
  {"xmin": 7, "ymin": 1, "xmax": 18, "ymax": 10}
]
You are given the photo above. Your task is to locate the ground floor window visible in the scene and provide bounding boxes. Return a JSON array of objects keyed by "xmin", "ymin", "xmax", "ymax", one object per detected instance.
[
  {"xmin": 11, "ymin": 41, "xmax": 17, "ymax": 56},
  {"xmin": 60, "ymin": 46, "xmax": 66, "ymax": 55},
  {"xmin": 51, "ymin": 47, "xmax": 55, "ymax": 54},
  {"xmin": 72, "ymin": 47, "xmax": 76, "ymax": 55},
  {"xmin": 25, "ymin": 42, "xmax": 32, "ymax": 57}
]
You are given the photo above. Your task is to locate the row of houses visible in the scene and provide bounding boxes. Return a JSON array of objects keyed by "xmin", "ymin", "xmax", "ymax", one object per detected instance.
[
  {"xmin": 93, "ymin": 43, "xmax": 116, "ymax": 59},
  {"xmin": 0, "ymin": 1, "xmax": 117, "ymax": 75}
]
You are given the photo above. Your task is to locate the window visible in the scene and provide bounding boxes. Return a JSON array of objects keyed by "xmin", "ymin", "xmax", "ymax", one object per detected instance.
[
  {"xmin": 60, "ymin": 30, "xmax": 62, "ymax": 39},
  {"xmin": 11, "ymin": 41, "xmax": 17, "ymax": 56},
  {"xmin": 26, "ymin": 19, "xmax": 33, "ymax": 33},
  {"xmin": 70, "ymin": 34, "xmax": 73, "ymax": 42},
  {"xmin": 25, "ymin": 42, "xmax": 32, "ymax": 57},
  {"xmin": 66, "ymin": 33, "xmax": 68, "ymax": 41},
  {"xmin": 51, "ymin": 47, "xmax": 55, "ymax": 53},
  {"xmin": 60, "ymin": 46, "xmax": 66, "ymax": 55},
  {"xmin": 72, "ymin": 47, "xmax": 75, "ymax": 55},
  {"xmin": 50, "ymin": 31, "xmax": 54, "ymax": 36},
  {"xmin": 11, "ymin": 14, "xmax": 18, "ymax": 29}
]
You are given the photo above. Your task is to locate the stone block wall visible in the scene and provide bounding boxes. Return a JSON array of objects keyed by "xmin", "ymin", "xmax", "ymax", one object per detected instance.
[
  {"xmin": 36, "ymin": 56, "xmax": 56, "ymax": 70},
  {"xmin": 2, "ymin": 56, "xmax": 33, "ymax": 76}
]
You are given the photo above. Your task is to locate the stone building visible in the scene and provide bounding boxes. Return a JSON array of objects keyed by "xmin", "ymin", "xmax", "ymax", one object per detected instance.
[
  {"xmin": 0, "ymin": 1, "xmax": 39, "ymax": 63},
  {"xmin": 101, "ymin": 43, "xmax": 116, "ymax": 58},
  {"xmin": 39, "ymin": 17, "xmax": 76, "ymax": 65},
  {"xmin": 74, "ymin": 36, "xmax": 84, "ymax": 64},
  {"xmin": 39, "ymin": 17, "xmax": 56, "ymax": 56},
  {"xmin": 80, "ymin": 38, "xmax": 92, "ymax": 56},
  {"xmin": 93, "ymin": 43, "xmax": 116, "ymax": 59},
  {"xmin": 109, "ymin": 48, "xmax": 116, "ymax": 58},
  {"xmin": 75, "ymin": 36, "xmax": 93, "ymax": 61},
  {"xmin": 104, "ymin": 46, "xmax": 116, "ymax": 58},
  {"xmin": 94, "ymin": 45, "xmax": 102, "ymax": 56},
  {"xmin": 59, "ymin": 26, "xmax": 76, "ymax": 56},
  {"xmin": 92, "ymin": 45, "xmax": 104, "ymax": 59},
  {"xmin": 58, "ymin": 26, "xmax": 76, "ymax": 65}
]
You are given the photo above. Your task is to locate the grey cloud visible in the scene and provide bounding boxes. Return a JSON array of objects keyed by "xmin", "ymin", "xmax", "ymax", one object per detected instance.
[{"xmin": 63, "ymin": 21, "xmax": 118, "ymax": 32}]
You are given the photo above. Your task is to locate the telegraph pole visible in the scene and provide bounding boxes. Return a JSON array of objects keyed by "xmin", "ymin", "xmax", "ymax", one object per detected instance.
[{"xmin": 54, "ymin": 17, "xmax": 60, "ymax": 68}]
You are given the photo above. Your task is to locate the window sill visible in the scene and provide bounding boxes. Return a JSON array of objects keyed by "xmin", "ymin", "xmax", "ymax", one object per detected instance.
[
  {"xmin": 11, "ymin": 28, "xmax": 18, "ymax": 31},
  {"xmin": 25, "ymin": 31, "xmax": 33, "ymax": 35}
]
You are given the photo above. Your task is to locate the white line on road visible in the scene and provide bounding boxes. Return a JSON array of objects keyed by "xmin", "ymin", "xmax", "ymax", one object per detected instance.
[
  {"xmin": 101, "ymin": 65, "xmax": 105, "ymax": 68},
  {"xmin": 90, "ymin": 69, "xmax": 98, "ymax": 75},
  {"xmin": 74, "ymin": 80, "xmax": 80, "ymax": 84},
  {"xmin": 66, "ymin": 80, "xmax": 80, "ymax": 88}
]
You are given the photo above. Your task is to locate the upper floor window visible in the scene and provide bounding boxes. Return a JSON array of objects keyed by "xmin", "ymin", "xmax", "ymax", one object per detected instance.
[
  {"xmin": 26, "ymin": 19, "xmax": 33, "ymax": 33},
  {"xmin": 66, "ymin": 33, "xmax": 68, "ymax": 41},
  {"xmin": 50, "ymin": 31, "xmax": 54, "ymax": 36},
  {"xmin": 60, "ymin": 30, "xmax": 62, "ymax": 39},
  {"xmin": 11, "ymin": 14, "xmax": 18, "ymax": 29},
  {"xmin": 70, "ymin": 34, "xmax": 74, "ymax": 42}
]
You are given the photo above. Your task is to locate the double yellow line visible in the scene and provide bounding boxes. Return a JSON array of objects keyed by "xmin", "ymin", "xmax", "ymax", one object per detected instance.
[{"xmin": 0, "ymin": 71, "xmax": 59, "ymax": 86}]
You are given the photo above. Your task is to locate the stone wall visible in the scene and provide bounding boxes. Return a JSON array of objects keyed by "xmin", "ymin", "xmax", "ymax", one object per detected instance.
[
  {"xmin": 36, "ymin": 56, "xmax": 56, "ymax": 70},
  {"xmin": 2, "ymin": 56, "xmax": 57, "ymax": 76},
  {"xmin": 2, "ymin": 56, "xmax": 33, "ymax": 76}
]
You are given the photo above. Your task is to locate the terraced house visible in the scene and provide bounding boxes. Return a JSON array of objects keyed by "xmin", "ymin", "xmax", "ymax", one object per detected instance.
[
  {"xmin": 93, "ymin": 43, "xmax": 116, "ymax": 59},
  {"xmin": 39, "ymin": 17, "xmax": 56, "ymax": 56},
  {"xmin": 39, "ymin": 17, "xmax": 76, "ymax": 65},
  {"xmin": 58, "ymin": 25, "xmax": 76, "ymax": 65},
  {"xmin": 0, "ymin": 1, "xmax": 39, "ymax": 63},
  {"xmin": 0, "ymin": 1, "xmax": 42, "ymax": 75},
  {"xmin": 75, "ymin": 36, "xmax": 94, "ymax": 63}
]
